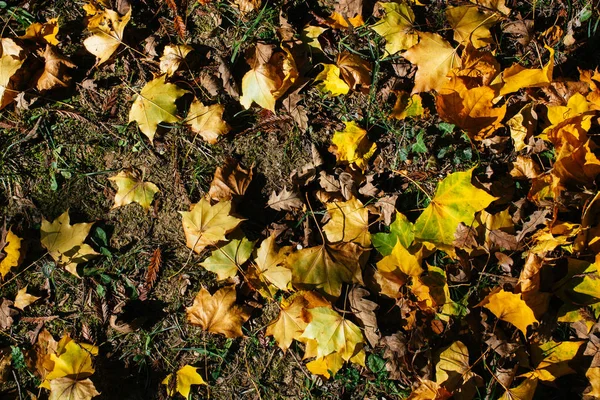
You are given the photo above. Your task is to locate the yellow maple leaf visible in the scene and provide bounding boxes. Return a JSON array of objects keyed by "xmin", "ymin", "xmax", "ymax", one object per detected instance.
[
  {"xmin": 266, "ymin": 292, "xmax": 310, "ymax": 351},
  {"xmin": 306, "ymin": 352, "xmax": 345, "ymax": 378},
  {"xmin": 446, "ymin": 5, "xmax": 499, "ymax": 48},
  {"xmin": 478, "ymin": 289, "xmax": 538, "ymax": 335},
  {"xmin": 186, "ymin": 286, "xmax": 250, "ymax": 338},
  {"xmin": 159, "ymin": 44, "xmax": 192, "ymax": 77},
  {"xmin": 325, "ymin": 12, "xmax": 364, "ymax": 29},
  {"xmin": 377, "ymin": 241, "xmax": 423, "ymax": 285},
  {"xmin": 315, "ymin": 64, "xmax": 350, "ymax": 96},
  {"xmin": 287, "ymin": 241, "xmax": 365, "ymax": 299},
  {"xmin": 300, "ymin": 307, "xmax": 364, "ymax": 360},
  {"xmin": 330, "ymin": 121, "xmax": 376, "ymax": 170},
  {"xmin": 179, "ymin": 198, "xmax": 244, "ymax": 254},
  {"xmin": 507, "ymin": 103, "xmax": 537, "ymax": 151},
  {"xmin": 162, "ymin": 365, "xmax": 206, "ymax": 398},
  {"xmin": 586, "ymin": 367, "xmax": 600, "ymax": 398},
  {"xmin": 390, "ymin": 92, "xmax": 425, "ymax": 120},
  {"xmin": 0, "ymin": 228, "xmax": 21, "ymax": 279},
  {"xmin": 414, "ymin": 168, "xmax": 497, "ymax": 246},
  {"xmin": 108, "ymin": 171, "xmax": 159, "ymax": 211},
  {"xmin": 44, "ymin": 338, "xmax": 97, "ymax": 386},
  {"xmin": 522, "ymin": 340, "xmax": 585, "ymax": 381},
  {"xmin": 40, "ymin": 211, "xmax": 99, "ymax": 277},
  {"xmin": 436, "ymin": 341, "xmax": 481, "ymax": 394},
  {"xmin": 498, "ymin": 46, "xmax": 554, "ymax": 96},
  {"xmin": 371, "ymin": 2, "xmax": 418, "ymax": 55},
  {"xmin": 199, "ymin": 238, "xmax": 254, "ymax": 280},
  {"xmin": 323, "ymin": 197, "xmax": 371, "ymax": 246},
  {"xmin": 336, "ymin": 52, "xmax": 372, "ymax": 92},
  {"xmin": 240, "ymin": 44, "xmax": 297, "ymax": 112},
  {"xmin": 402, "ymin": 32, "xmax": 461, "ymax": 93},
  {"xmin": 128, "ymin": 74, "xmax": 188, "ymax": 143},
  {"xmin": 186, "ymin": 99, "xmax": 230, "ymax": 144},
  {"xmin": 253, "ymin": 234, "xmax": 292, "ymax": 291},
  {"xmin": 14, "ymin": 286, "xmax": 40, "ymax": 310},
  {"xmin": 470, "ymin": 0, "xmax": 510, "ymax": 15},
  {"xmin": 498, "ymin": 378, "xmax": 538, "ymax": 400},
  {"xmin": 0, "ymin": 38, "xmax": 25, "ymax": 110},
  {"xmin": 21, "ymin": 18, "xmax": 60, "ymax": 45},
  {"xmin": 542, "ymin": 92, "xmax": 593, "ymax": 149},
  {"xmin": 407, "ymin": 379, "xmax": 451, "ymax": 400},
  {"xmin": 83, "ymin": 8, "xmax": 130, "ymax": 65}
]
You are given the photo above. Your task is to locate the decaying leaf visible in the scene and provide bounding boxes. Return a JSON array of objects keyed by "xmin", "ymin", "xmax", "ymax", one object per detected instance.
[
  {"xmin": 348, "ymin": 287, "xmax": 379, "ymax": 347},
  {"xmin": 159, "ymin": 44, "xmax": 192, "ymax": 77},
  {"xmin": 268, "ymin": 187, "xmax": 303, "ymax": 211},
  {"xmin": 108, "ymin": 171, "xmax": 159, "ymax": 211},
  {"xmin": 186, "ymin": 99, "xmax": 230, "ymax": 144},
  {"xmin": 323, "ymin": 197, "xmax": 371, "ymax": 247},
  {"xmin": 208, "ymin": 161, "xmax": 253, "ymax": 202},
  {"xmin": 0, "ymin": 299, "xmax": 17, "ymax": 329},
  {"xmin": 14, "ymin": 286, "xmax": 40, "ymax": 310},
  {"xmin": 186, "ymin": 286, "xmax": 250, "ymax": 338},
  {"xmin": 0, "ymin": 38, "xmax": 25, "ymax": 109}
]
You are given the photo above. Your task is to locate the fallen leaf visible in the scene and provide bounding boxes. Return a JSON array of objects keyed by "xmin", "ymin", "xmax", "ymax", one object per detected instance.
[
  {"xmin": 288, "ymin": 241, "xmax": 365, "ymax": 299},
  {"xmin": 470, "ymin": 0, "xmax": 510, "ymax": 14},
  {"xmin": 348, "ymin": 287, "xmax": 380, "ymax": 347},
  {"xmin": 498, "ymin": 46, "xmax": 554, "ymax": 96},
  {"xmin": 40, "ymin": 211, "xmax": 99, "ymax": 277},
  {"xmin": 21, "ymin": 18, "xmax": 60, "ymax": 45},
  {"xmin": 0, "ymin": 38, "xmax": 25, "ymax": 109},
  {"xmin": 207, "ymin": 161, "xmax": 252, "ymax": 202},
  {"xmin": 407, "ymin": 379, "xmax": 452, "ymax": 400},
  {"xmin": 180, "ymin": 198, "xmax": 244, "ymax": 254},
  {"xmin": 83, "ymin": 8, "xmax": 131, "ymax": 65},
  {"xmin": 266, "ymin": 292, "xmax": 311, "ymax": 351},
  {"xmin": 371, "ymin": 2, "xmax": 418, "ymax": 55},
  {"xmin": 268, "ymin": 187, "xmax": 304, "ymax": 211},
  {"xmin": 14, "ymin": 287, "xmax": 40, "ymax": 310},
  {"xmin": 49, "ymin": 377, "xmax": 100, "ymax": 400},
  {"xmin": 128, "ymin": 75, "xmax": 188, "ymax": 143},
  {"xmin": 390, "ymin": 92, "xmax": 425, "ymax": 120},
  {"xmin": 300, "ymin": 306, "xmax": 364, "ymax": 360},
  {"xmin": 0, "ymin": 228, "xmax": 21, "ymax": 278},
  {"xmin": 253, "ymin": 234, "xmax": 292, "ymax": 291},
  {"xmin": 446, "ymin": 5, "xmax": 499, "ymax": 48},
  {"xmin": 162, "ymin": 365, "xmax": 206, "ymax": 398},
  {"xmin": 377, "ymin": 241, "xmax": 423, "ymax": 285},
  {"xmin": 35, "ymin": 46, "xmax": 76, "ymax": 92},
  {"xmin": 402, "ymin": 32, "xmax": 461, "ymax": 93},
  {"xmin": 323, "ymin": 197, "xmax": 371, "ymax": 247},
  {"xmin": 186, "ymin": 100, "xmax": 230, "ymax": 145},
  {"xmin": 336, "ymin": 52, "xmax": 372, "ymax": 92},
  {"xmin": 0, "ymin": 299, "xmax": 17, "ymax": 329},
  {"xmin": 329, "ymin": 121, "xmax": 376, "ymax": 171},
  {"xmin": 200, "ymin": 238, "xmax": 254, "ymax": 280},
  {"xmin": 306, "ymin": 352, "xmax": 345, "ymax": 378},
  {"xmin": 108, "ymin": 170, "xmax": 159, "ymax": 211},
  {"xmin": 436, "ymin": 341, "xmax": 480, "ymax": 394},
  {"xmin": 372, "ymin": 211, "xmax": 415, "ymax": 256},
  {"xmin": 507, "ymin": 103, "xmax": 538, "ymax": 151},
  {"xmin": 159, "ymin": 44, "xmax": 192, "ymax": 77},
  {"xmin": 414, "ymin": 168, "xmax": 497, "ymax": 247},
  {"xmin": 498, "ymin": 378, "xmax": 538, "ymax": 400},
  {"xmin": 186, "ymin": 286, "xmax": 250, "ymax": 338},
  {"xmin": 315, "ymin": 64, "xmax": 350, "ymax": 96},
  {"xmin": 524, "ymin": 340, "xmax": 585, "ymax": 381},
  {"xmin": 478, "ymin": 289, "xmax": 538, "ymax": 335}
]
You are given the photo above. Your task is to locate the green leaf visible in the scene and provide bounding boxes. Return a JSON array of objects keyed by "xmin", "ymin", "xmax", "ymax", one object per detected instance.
[
  {"xmin": 200, "ymin": 238, "xmax": 255, "ymax": 280},
  {"xmin": 372, "ymin": 212, "xmax": 415, "ymax": 256}
]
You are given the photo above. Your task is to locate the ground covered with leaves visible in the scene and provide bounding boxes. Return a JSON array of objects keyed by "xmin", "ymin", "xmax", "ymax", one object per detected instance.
[{"xmin": 1, "ymin": 0, "xmax": 600, "ymax": 399}]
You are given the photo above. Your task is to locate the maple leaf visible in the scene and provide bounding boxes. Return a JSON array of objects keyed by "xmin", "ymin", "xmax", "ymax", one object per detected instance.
[
  {"xmin": 207, "ymin": 161, "xmax": 253, "ymax": 202},
  {"xmin": 315, "ymin": 64, "xmax": 350, "ymax": 96},
  {"xmin": 253, "ymin": 234, "xmax": 292, "ymax": 291},
  {"xmin": 21, "ymin": 18, "xmax": 60, "ymax": 45},
  {"xmin": 323, "ymin": 197, "xmax": 371, "ymax": 247},
  {"xmin": 336, "ymin": 52, "xmax": 372, "ymax": 93},
  {"xmin": 83, "ymin": 7, "xmax": 130, "ymax": 65},
  {"xmin": 0, "ymin": 38, "xmax": 25, "ymax": 110},
  {"xmin": 407, "ymin": 379, "xmax": 452, "ymax": 400},
  {"xmin": 240, "ymin": 44, "xmax": 297, "ymax": 111},
  {"xmin": 108, "ymin": 171, "xmax": 159, "ymax": 211},
  {"xmin": 329, "ymin": 121, "xmax": 376, "ymax": 171},
  {"xmin": 436, "ymin": 341, "xmax": 481, "ymax": 396},
  {"xmin": 35, "ymin": 46, "xmax": 77, "ymax": 92},
  {"xmin": 402, "ymin": 32, "xmax": 461, "ymax": 93},
  {"xmin": 186, "ymin": 286, "xmax": 250, "ymax": 338},
  {"xmin": 300, "ymin": 307, "xmax": 364, "ymax": 360},
  {"xmin": 498, "ymin": 46, "xmax": 554, "ymax": 96},
  {"xmin": 377, "ymin": 241, "xmax": 423, "ymax": 289},
  {"xmin": 498, "ymin": 378, "xmax": 538, "ymax": 400},
  {"xmin": 470, "ymin": 0, "xmax": 510, "ymax": 15},
  {"xmin": 266, "ymin": 292, "xmax": 312, "ymax": 351},
  {"xmin": 40, "ymin": 211, "xmax": 99, "ymax": 277},
  {"xmin": 0, "ymin": 299, "xmax": 17, "ymax": 329},
  {"xmin": 159, "ymin": 44, "xmax": 192, "ymax": 77},
  {"xmin": 414, "ymin": 168, "xmax": 497, "ymax": 247},
  {"xmin": 436, "ymin": 74, "xmax": 506, "ymax": 140},
  {"xmin": 128, "ymin": 74, "xmax": 188, "ymax": 143},
  {"xmin": 0, "ymin": 228, "xmax": 21, "ymax": 278},
  {"xmin": 411, "ymin": 265, "xmax": 466, "ymax": 320},
  {"xmin": 14, "ymin": 286, "xmax": 40, "ymax": 310},
  {"xmin": 478, "ymin": 289, "xmax": 538, "ymax": 335},
  {"xmin": 372, "ymin": 211, "xmax": 415, "ymax": 256},
  {"xmin": 288, "ymin": 241, "xmax": 365, "ymax": 299},
  {"xmin": 523, "ymin": 340, "xmax": 585, "ymax": 381},
  {"xmin": 267, "ymin": 187, "xmax": 304, "ymax": 211},
  {"xmin": 507, "ymin": 103, "xmax": 537, "ymax": 152},
  {"xmin": 49, "ymin": 378, "xmax": 100, "ymax": 400},
  {"xmin": 371, "ymin": 2, "xmax": 418, "ymax": 55},
  {"xmin": 390, "ymin": 92, "xmax": 425, "ymax": 120},
  {"xmin": 306, "ymin": 352, "xmax": 345, "ymax": 378},
  {"xmin": 186, "ymin": 99, "xmax": 230, "ymax": 144},
  {"xmin": 180, "ymin": 198, "xmax": 244, "ymax": 254},
  {"xmin": 348, "ymin": 287, "xmax": 380, "ymax": 347},
  {"xmin": 446, "ymin": 5, "xmax": 499, "ymax": 48},
  {"xmin": 162, "ymin": 365, "xmax": 206, "ymax": 398},
  {"xmin": 200, "ymin": 238, "xmax": 254, "ymax": 280}
]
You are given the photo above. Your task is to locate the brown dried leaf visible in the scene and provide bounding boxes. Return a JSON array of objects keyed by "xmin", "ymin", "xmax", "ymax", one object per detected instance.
[{"xmin": 208, "ymin": 161, "xmax": 253, "ymax": 202}]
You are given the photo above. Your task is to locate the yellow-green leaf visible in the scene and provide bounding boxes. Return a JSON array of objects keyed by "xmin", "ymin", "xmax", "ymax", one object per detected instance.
[
  {"xmin": 371, "ymin": 2, "xmax": 418, "ymax": 55},
  {"xmin": 108, "ymin": 171, "xmax": 159, "ymax": 211},
  {"xmin": 200, "ymin": 238, "xmax": 255, "ymax": 280},
  {"xmin": 315, "ymin": 64, "xmax": 350, "ymax": 96},
  {"xmin": 323, "ymin": 197, "xmax": 371, "ymax": 247},
  {"xmin": 162, "ymin": 365, "xmax": 206, "ymax": 398}
]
